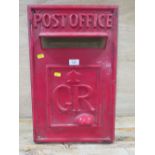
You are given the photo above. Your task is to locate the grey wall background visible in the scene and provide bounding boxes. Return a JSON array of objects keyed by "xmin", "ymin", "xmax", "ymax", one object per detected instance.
[{"xmin": 19, "ymin": 0, "xmax": 135, "ymax": 118}]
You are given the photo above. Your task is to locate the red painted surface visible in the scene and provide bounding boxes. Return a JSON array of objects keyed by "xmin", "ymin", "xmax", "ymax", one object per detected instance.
[{"xmin": 27, "ymin": 5, "xmax": 118, "ymax": 143}]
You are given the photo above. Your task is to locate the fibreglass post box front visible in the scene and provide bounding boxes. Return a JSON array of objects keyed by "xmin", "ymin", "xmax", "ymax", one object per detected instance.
[{"xmin": 27, "ymin": 5, "xmax": 118, "ymax": 143}]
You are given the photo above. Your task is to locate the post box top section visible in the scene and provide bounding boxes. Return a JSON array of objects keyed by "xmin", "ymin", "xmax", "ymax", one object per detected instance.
[{"xmin": 27, "ymin": 5, "xmax": 118, "ymax": 34}]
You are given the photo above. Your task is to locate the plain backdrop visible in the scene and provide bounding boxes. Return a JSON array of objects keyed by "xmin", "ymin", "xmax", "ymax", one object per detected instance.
[{"xmin": 19, "ymin": 0, "xmax": 135, "ymax": 117}]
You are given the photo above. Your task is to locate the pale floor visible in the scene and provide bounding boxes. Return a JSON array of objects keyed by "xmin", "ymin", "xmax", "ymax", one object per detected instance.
[{"xmin": 19, "ymin": 116, "xmax": 134, "ymax": 155}]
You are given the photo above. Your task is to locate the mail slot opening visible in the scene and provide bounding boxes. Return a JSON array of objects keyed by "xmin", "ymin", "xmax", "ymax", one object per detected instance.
[{"xmin": 41, "ymin": 37, "xmax": 107, "ymax": 49}]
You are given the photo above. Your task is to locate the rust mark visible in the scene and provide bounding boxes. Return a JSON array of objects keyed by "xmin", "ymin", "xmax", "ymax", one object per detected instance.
[
  {"xmin": 116, "ymin": 136, "xmax": 135, "ymax": 141},
  {"xmin": 117, "ymin": 128, "xmax": 135, "ymax": 132}
]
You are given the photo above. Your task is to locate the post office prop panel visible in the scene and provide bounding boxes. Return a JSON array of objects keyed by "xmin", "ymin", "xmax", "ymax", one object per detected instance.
[{"xmin": 27, "ymin": 5, "xmax": 118, "ymax": 143}]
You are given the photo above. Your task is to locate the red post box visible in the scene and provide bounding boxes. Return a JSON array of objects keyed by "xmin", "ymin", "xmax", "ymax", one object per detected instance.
[{"xmin": 27, "ymin": 5, "xmax": 118, "ymax": 143}]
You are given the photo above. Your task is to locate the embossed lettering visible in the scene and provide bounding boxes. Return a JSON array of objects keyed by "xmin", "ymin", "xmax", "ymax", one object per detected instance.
[
  {"xmin": 52, "ymin": 14, "xmax": 59, "ymax": 28},
  {"xmin": 33, "ymin": 13, "xmax": 113, "ymax": 29},
  {"xmin": 93, "ymin": 14, "xmax": 98, "ymax": 28},
  {"xmin": 79, "ymin": 14, "xmax": 85, "ymax": 28},
  {"xmin": 77, "ymin": 84, "xmax": 95, "ymax": 111},
  {"xmin": 106, "ymin": 13, "xmax": 113, "ymax": 28},
  {"xmin": 86, "ymin": 14, "xmax": 92, "ymax": 28},
  {"xmin": 69, "ymin": 14, "xmax": 78, "ymax": 27},
  {"xmin": 53, "ymin": 84, "xmax": 72, "ymax": 112},
  {"xmin": 33, "ymin": 13, "xmax": 42, "ymax": 28},
  {"xmin": 60, "ymin": 14, "xmax": 66, "ymax": 27},
  {"xmin": 53, "ymin": 84, "xmax": 95, "ymax": 112},
  {"xmin": 42, "ymin": 13, "xmax": 51, "ymax": 28},
  {"xmin": 98, "ymin": 14, "xmax": 106, "ymax": 28}
]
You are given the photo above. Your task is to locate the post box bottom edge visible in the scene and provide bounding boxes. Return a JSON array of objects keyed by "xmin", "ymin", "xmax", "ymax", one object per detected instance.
[{"xmin": 33, "ymin": 137, "xmax": 114, "ymax": 143}]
